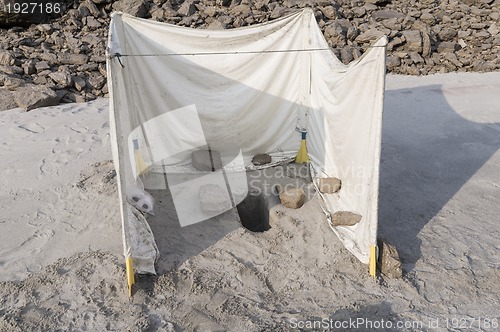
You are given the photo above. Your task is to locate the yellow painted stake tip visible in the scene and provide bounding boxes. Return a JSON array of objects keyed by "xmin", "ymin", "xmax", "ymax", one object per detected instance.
[
  {"xmin": 295, "ymin": 132, "xmax": 310, "ymax": 164},
  {"xmin": 369, "ymin": 244, "xmax": 377, "ymax": 280},
  {"xmin": 126, "ymin": 256, "xmax": 135, "ymax": 297}
]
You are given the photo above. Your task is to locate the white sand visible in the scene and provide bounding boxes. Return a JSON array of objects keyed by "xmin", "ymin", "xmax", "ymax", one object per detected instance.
[{"xmin": 0, "ymin": 72, "xmax": 499, "ymax": 331}]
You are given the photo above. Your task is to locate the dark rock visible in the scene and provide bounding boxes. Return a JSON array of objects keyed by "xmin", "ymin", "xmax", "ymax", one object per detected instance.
[
  {"xmin": 0, "ymin": 88, "xmax": 17, "ymax": 111},
  {"xmin": 14, "ymin": 85, "xmax": 59, "ymax": 111},
  {"xmin": 251, "ymin": 154, "xmax": 272, "ymax": 166},
  {"xmin": 178, "ymin": 0, "xmax": 197, "ymax": 17},
  {"xmin": 355, "ymin": 28, "xmax": 388, "ymax": 43},
  {"xmin": 371, "ymin": 9, "xmax": 405, "ymax": 20},
  {"xmin": 48, "ymin": 71, "xmax": 72, "ymax": 88},
  {"xmin": 436, "ymin": 41, "xmax": 461, "ymax": 53},
  {"xmin": 112, "ymin": 0, "xmax": 150, "ymax": 18},
  {"xmin": 402, "ymin": 30, "xmax": 423, "ymax": 53},
  {"xmin": 377, "ymin": 239, "xmax": 403, "ymax": 278},
  {"xmin": 57, "ymin": 53, "xmax": 89, "ymax": 65}
]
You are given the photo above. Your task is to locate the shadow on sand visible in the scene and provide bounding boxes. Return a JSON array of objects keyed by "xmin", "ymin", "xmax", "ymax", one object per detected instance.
[{"xmin": 378, "ymin": 84, "xmax": 500, "ymax": 272}]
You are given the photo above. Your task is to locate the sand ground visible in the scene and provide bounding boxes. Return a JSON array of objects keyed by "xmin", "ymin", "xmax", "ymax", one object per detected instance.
[{"xmin": 0, "ymin": 72, "xmax": 499, "ymax": 331}]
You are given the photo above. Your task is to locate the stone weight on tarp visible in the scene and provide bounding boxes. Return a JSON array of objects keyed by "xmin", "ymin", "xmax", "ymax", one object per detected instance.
[
  {"xmin": 377, "ymin": 239, "xmax": 403, "ymax": 278},
  {"xmin": 318, "ymin": 177, "xmax": 342, "ymax": 194},
  {"xmin": 331, "ymin": 211, "xmax": 362, "ymax": 226},
  {"xmin": 252, "ymin": 153, "xmax": 272, "ymax": 166}
]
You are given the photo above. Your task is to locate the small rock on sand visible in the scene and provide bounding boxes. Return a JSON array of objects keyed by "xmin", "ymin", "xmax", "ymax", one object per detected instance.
[
  {"xmin": 377, "ymin": 239, "xmax": 403, "ymax": 278},
  {"xmin": 279, "ymin": 187, "xmax": 305, "ymax": 209}
]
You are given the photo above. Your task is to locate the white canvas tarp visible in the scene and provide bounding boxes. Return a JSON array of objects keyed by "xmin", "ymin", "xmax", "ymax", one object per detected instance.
[{"xmin": 107, "ymin": 8, "xmax": 386, "ymax": 274}]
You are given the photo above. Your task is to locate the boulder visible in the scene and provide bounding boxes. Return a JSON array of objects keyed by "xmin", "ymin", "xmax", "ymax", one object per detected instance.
[
  {"xmin": 377, "ymin": 239, "xmax": 403, "ymax": 278},
  {"xmin": 13, "ymin": 85, "xmax": 59, "ymax": 111},
  {"xmin": 331, "ymin": 211, "xmax": 362, "ymax": 226},
  {"xmin": 0, "ymin": 51, "xmax": 15, "ymax": 66},
  {"xmin": 402, "ymin": 30, "xmax": 423, "ymax": 53},
  {"xmin": 279, "ymin": 187, "xmax": 305, "ymax": 209},
  {"xmin": 112, "ymin": 0, "xmax": 150, "ymax": 18},
  {"xmin": 0, "ymin": 88, "xmax": 17, "ymax": 111}
]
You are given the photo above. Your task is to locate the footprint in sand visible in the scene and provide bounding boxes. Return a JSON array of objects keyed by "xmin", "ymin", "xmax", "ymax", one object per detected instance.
[
  {"xmin": 0, "ymin": 229, "xmax": 55, "ymax": 260},
  {"xmin": 18, "ymin": 122, "xmax": 45, "ymax": 134}
]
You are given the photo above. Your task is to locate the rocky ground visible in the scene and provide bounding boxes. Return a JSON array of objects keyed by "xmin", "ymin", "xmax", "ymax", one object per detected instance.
[{"xmin": 0, "ymin": 0, "xmax": 499, "ymax": 111}]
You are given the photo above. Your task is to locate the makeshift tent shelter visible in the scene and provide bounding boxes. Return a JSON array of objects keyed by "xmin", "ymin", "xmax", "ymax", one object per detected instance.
[{"xmin": 107, "ymin": 8, "xmax": 387, "ymax": 294}]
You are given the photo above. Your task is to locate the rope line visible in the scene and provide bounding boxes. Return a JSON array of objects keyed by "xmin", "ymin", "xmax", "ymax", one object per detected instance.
[{"xmin": 110, "ymin": 45, "xmax": 386, "ymax": 58}]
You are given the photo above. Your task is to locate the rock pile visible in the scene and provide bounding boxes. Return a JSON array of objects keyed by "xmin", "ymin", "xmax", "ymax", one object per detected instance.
[{"xmin": 0, "ymin": 0, "xmax": 499, "ymax": 110}]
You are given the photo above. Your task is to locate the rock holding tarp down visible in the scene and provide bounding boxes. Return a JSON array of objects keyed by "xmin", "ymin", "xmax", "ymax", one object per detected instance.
[
  {"xmin": 251, "ymin": 154, "xmax": 272, "ymax": 166},
  {"xmin": 377, "ymin": 239, "xmax": 403, "ymax": 278},
  {"xmin": 318, "ymin": 177, "xmax": 342, "ymax": 194},
  {"xmin": 279, "ymin": 187, "xmax": 305, "ymax": 209},
  {"xmin": 331, "ymin": 211, "xmax": 362, "ymax": 227}
]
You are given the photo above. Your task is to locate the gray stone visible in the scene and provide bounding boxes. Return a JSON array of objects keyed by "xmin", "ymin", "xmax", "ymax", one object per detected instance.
[
  {"xmin": 57, "ymin": 53, "xmax": 89, "ymax": 65},
  {"xmin": 355, "ymin": 28, "xmax": 387, "ymax": 43},
  {"xmin": 22, "ymin": 60, "xmax": 37, "ymax": 75},
  {"xmin": 371, "ymin": 9, "xmax": 405, "ymax": 20},
  {"xmin": 112, "ymin": 0, "xmax": 150, "ymax": 18},
  {"xmin": 436, "ymin": 41, "xmax": 461, "ymax": 53},
  {"xmin": 87, "ymin": 74, "xmax": 105, "ymax": 90},
  {"xmin": 199, "ymin": 184, "xmax": 232, "ymax": 214},
  {"xmin": 49, "ymin": 71, "xmax": 73, "ymax": 88},
  {"xmin": 331, "ymin": 211, "xmax": 362, "ymax": 226},
  {"xmin": 377, "ymin": 239, "xmax": 403, "ymax": 278},
  {"xmin": 340, "ymin": 46, "xmax": 354, "ymax": 64},
  {"xmin": 318, "ymin": 177, "xmax": 341, "ymax": 194},
  {"xmin": 192, "ymin": 150, "xmax": 223, "ymax": 171},
  {"xmin": 324, "ymin": 22, "xmax": 347, "ymax": 46},
  {"xmin": 0, "ymin": 51, "xmax": 15, "ymax": 66},
  {"xmin": 0, "ymin": 65, "xmax": 23, "ymax": 75},
  {"xmin": 252, "ymin": 154, "xmax": 272, "ymax": 166},
  {"xmin": 0, "ymin": 88, "xmax": 17, "ymax": 111},
  {"xmin": 73, "ymin": 76, "xmax": 86, "ymax": 91},
  {"xmin": 14, "ymin": 85, "xmax": 59, "ymax": 111},
  {"xmin": 320, "ymin": 6, "xmax": 338, "ymax": 20},
  {"xmin": 178, "ymin": 0, "xmax": 197, "ymax": 17},
  {"xmin": 438, "ymin": 28, "xmax": 458, "ymax": 41},
  {"xmin": 402, "ymin": 30, "xmax": 422, "ymax": 53},
  {"xmin": 78, "ymin": 1, "xmax": 101, "ymax": 18},
  {"xmin": 35, "ymin": 61, "xmax": 51, "ymax": 73},
  {"xmin": 279, "ymin": 188, "xmax": 305, "ymax": 209}
]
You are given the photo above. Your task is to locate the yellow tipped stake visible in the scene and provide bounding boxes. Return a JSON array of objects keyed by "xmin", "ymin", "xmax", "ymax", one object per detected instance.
[
  {"xmin": 126, "ymin": 256, "xmax": 135, "ymax": 297},
  {"xmin": 295, "ymin": 131, "xmax": 310, "ymax": 164},
  {"xmin": 369, "ymin": 244, "xmax": 377, "ymax": 280},
  {"xmin": 133, "ymin": 139, "xmax": 149, "ymax": 176}
]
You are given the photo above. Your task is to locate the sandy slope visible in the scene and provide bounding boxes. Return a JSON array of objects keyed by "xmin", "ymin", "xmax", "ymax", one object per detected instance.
[{"xmin": 0, "ymin": 73, "xmax": 499, "ymax": 331}]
